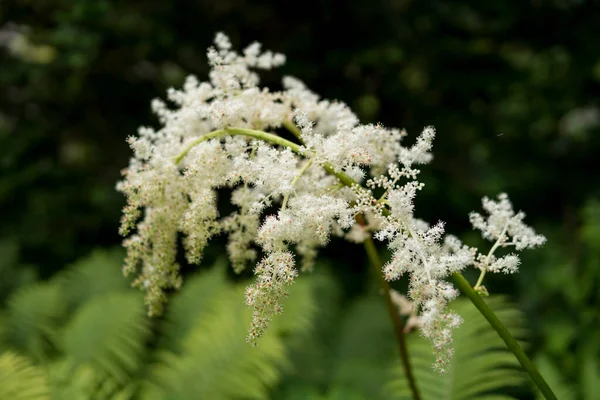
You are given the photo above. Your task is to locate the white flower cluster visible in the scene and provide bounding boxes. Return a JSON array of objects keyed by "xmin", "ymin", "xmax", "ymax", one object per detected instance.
[
  {"xmin": 366, "ymin": 133, "xmax": 477, "ymax": 372},
  {"xmin": 118, "ymin": 33, "xmax": 546, "ymax": 369},
  {"xmin": 469, "ymin": 193, "xmax": 546, "ymax": 275}
]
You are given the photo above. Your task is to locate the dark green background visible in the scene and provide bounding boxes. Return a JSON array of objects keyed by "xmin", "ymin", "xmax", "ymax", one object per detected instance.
[{"xmin": 1, "ymin": 0, "xmax": 599, "ymax": 397}]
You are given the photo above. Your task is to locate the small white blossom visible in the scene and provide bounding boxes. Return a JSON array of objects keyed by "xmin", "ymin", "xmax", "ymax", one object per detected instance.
[
  {"xmin": 399, "ymin": 126, "xmax": 435, "ymax": 166},
  {"xmin": 488, "ymin": 254, "xmax": 520, "ymax": 274}
]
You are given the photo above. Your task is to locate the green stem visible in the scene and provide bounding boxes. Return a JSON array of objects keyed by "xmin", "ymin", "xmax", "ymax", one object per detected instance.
[
  {"xmin": 364, "ymin": 235, "xmax": 422, "ymax": 400},
  {"xmin": 473, "ymin": 268, "xmax": 487, "ymax": 291},
  {"xmin": 174, "ymin": 127, "xmax": 357, "ymax": 187},
  {"xmin": 282, "ymin": 119, "xmax": 304, "ymax": 142},
  {"xmin": 474, "ymin": 220, "xmax": 509, "ymax": 290},
  {"xmin": 174, "ymin": 127, "xmax": 302, "ymax": 164},
  {"xmin": 281, "ymin": 158, "xmax": 313, "ymax": 210},
  {"xmin": 175, "ymin": 126, "xmax": 556, "ymax": 400},
  {"xmin": 451, "ymin": 273, "xmax": 557, "ymax": 400}
]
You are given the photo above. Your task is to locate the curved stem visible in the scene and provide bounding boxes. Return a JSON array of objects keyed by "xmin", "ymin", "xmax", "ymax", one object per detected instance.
[
  {"xmin": 282, "ymin": 119, "xmax": 304, "ymax": 142},
  {"xmin": 473, "ymin": 268, "xmax": 487, "ymax": 291},
  {"xmin": 176, "ymin": 126, "xmax": 556, "ymax": 400},
  {"xmin": 451, "ymin": 273, "xmax": 557, "ymax": 400},
  {"xmin": 364, "ymin": 235, "xmax": 422, "ymax": 400},
  {"xmin": 174, "ymin": 127, "xmax": 357, "ymax": 187},
  {"xmin": 174, "ymin": 127, "xmax": 303, "ymax": 164}
]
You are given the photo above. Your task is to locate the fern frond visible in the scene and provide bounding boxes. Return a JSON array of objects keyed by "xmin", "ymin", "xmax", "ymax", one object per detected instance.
[
  {"xmin": 533, "ymin": 355, "xmax": 575, "ymax": 400},
  {"xmin": 146, "ymin": 284, "xmax": 288, "ymax": 400},
  {"xmin": 54, "ymin": 248, "xmax": 129, "ymax": 313},
  {"xmin": 158, "ymin": 259, "xmax": 230, "ymax": 352},
  {"xmin": 0, "ymin": 351, "xmax": 50, "ymax": 400},
  {"xmin": 274, "ymin": 268, "xmax": 342, "ymax": 391},
  {"xmin": 48, "ymin": 361, "xmax": 136, "ymax": 400},
  {"xmin": 60, "ymin": 292, "xmax": 151, "ymax": 385},
  {"xmin": 388, "ymin": 296, "xmax": 527, "ymax": 400},
  {"xmin": 3, "ymin": 283, "xmax": 64, "ymax": 362},
  {"xmin": 326, "ymin": 296, "xmax": 396, "ymax": 400},
  {"xmin": 274, "ymin": 286, "xmax": 397, "ymax": 400},
  {"xmin": 270, "ymin": 273, "xmax": 319, "ymax": 342},
  {"xmin": 0, "ymin": 240, "xmax": 37, "ymax": 305}
]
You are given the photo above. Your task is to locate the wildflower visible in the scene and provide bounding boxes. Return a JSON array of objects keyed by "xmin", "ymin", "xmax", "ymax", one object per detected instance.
[{"xmin": 118, "ymin": 33, "xmax": 545, "ymax": 369}]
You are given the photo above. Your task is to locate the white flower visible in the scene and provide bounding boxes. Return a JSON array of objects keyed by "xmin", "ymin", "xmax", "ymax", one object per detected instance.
[
  {"xmin": 470, "ymin": 193, "xmax": 546, "ymax": 250},
  {"xmin": 118, "ymin": 32, "xmax": 546, "ymax": 371},
  {"xmin": 470, "ymin": 193, "xmax": 546, "ymax": 276},
  {"xmin": 488, "ymin": 254, "xmax": 520, "ymax": 274}
]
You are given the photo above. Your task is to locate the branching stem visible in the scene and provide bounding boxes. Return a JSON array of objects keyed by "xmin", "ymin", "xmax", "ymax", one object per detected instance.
[
  {"xmin": 474, "ymin": 220, "xmax": 509, "ymax": 290},
  {"xmin": 174, "ymin": 126, "xmax": 557, "ymax": 400},
  {"xmin": 282, "ymin": 119, "xmax": 303, "ymax": 142},
  {"xmin": 174, "ymin": 127, "xmax": 357, "ymax": 187}
]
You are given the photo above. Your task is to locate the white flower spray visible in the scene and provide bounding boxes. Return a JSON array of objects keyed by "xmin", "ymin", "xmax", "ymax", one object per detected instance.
[{"xmin": 118, "ymin": 33, "xmax": 546, "ymax": 372}]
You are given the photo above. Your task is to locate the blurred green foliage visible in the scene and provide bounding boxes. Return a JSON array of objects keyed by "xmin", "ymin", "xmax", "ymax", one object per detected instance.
[
  {"xmin": 1, "ymin": 0, "xmax": 599, "ymax": 398},
  {"xmin": 0, "ymin": 250, "xmax": 537, "ymax": 399},
  {"xmin": 0, "ymin": 252, "xmax": 304, "ymax": 399}
]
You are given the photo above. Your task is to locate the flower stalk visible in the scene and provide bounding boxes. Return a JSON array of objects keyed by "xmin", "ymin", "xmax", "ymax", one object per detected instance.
[
  {"xmin": 173, "ymin": 126, "xmax": 556, "ymax": 399},
  {"xmin": 282, "ymin": 119, "xmax": 303, "ymax": 142},
  {"xmin": 474, "ymin": 220, "xmax": 509, "ymax": 290},
  {"xmin": 364, "ymin": 234, "xmax": 422, "ymax": 400},
  {"xmin": 452, "ymin": 273, "xmax": 557, "ymax": 400}
]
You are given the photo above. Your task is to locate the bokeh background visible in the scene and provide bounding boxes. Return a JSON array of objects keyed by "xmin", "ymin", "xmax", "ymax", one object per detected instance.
[{"xmin": 1, "ymin": 0, "xmax": 599, "ymax": 399}]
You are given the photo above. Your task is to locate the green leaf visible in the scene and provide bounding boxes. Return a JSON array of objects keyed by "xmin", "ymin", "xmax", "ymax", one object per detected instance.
[
  {"xmin": 60, "ymin": 292, "xmax": 150, "ymax": 384},
  {"xmin": 3, "ymin": 282, "xmax": 64, "ymax": 362},
  {"xmin": 55, "ymin": 248, "xmax": 129, "ymax": 313},
  {"xmin": 581, "ymin": 350, "xmax": 600, "ymax": 400},
  {"xmin": 48, "ymin": 361, "xmax": 137, "ymax": 400},
  {"xmin": 533, "ymin": 355, "xmax": 575, "ymax": 400},
  {"xmin": 158, "ymin": 259, "xmax": 230, "ymax": 352},
  {"xmin": 275, "ymin": 268, "xmax": 342, "ymax": 389},
  {"xmin": 0, "ymin": 351, "xmax": 50, "ymax": 400},
  {"xmin": 326, "ymin": 295, "xmax": 396, "ymax": 400},
  {"xmin": 145, "ymin": 284, "xmax": 288, "ymax": 400}
]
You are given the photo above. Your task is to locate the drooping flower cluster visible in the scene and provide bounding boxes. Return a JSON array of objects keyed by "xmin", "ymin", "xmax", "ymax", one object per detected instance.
[
  {"xmin": 364, "ymin": 131, "xmax": 477, "ymax": 372},
  {"xmin": 118, "ymin": 33, "xmax": 546, "ymax": 370},
  {"xmin": 245, "ymin": 250, "xmax": 297, "ymax": 342}
]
